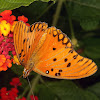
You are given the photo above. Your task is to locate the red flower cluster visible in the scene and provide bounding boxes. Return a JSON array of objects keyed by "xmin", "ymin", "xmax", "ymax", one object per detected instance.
[
  {"xmin": 0, "ymin": 10, "xmax": 16, "ymax": 25},
  {"xmin": 0, "ymin": 87, "xmax": 18, "ymax": 100},
  {"xmin": 0, "ymin": 10, "xmax": 29, "ymax": 71},
  {"xmin": 0, "ymin": 77, "xmax": 38, "ymax": 100},
  {"xmin": 10, "ymin": 77, "xmax": 22, "ymax": 88},
  {"xmin": 30, "ymin": 95, "xmax": 38, "ymax": 100}
]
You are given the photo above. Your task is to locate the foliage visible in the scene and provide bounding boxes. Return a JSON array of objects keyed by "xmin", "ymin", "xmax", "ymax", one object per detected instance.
[{"xmin": 0, "ymin": 0, "xmax": 100, "ymax": 100}]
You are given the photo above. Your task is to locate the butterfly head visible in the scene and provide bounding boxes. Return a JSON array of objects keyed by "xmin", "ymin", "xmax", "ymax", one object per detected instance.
[{"xmin": 23, "ymin": 68, "xmax": 31, "ymax": 78}]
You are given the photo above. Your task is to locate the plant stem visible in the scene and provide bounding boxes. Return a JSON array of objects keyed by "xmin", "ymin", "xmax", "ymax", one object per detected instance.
[
  {"xmin": 52, "ymin": 0, "xmax": 64, "ymax": 26},
  {"xmin": 27, "ymin": 74, "xmax": 41, "ymax": 100},
  {"xmin": 18, "ymin": 83, "xmax": 29, "ymax": 99},
  {"xmin": 36, "ymin": 3, "xmax": 54, "ymax": 21},
  {"xmin": 68, "ymin": 15, "xmax": 75, "ymax": 39},
  {"xmin": 64, "ymin": 2, "xmax": 75, "ymax": 39}
]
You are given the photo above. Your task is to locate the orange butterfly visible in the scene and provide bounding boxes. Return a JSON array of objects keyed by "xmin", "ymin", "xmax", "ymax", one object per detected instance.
[{"xmin": 13, "ymin": 21, "xmax": 97, "ymax": 79}]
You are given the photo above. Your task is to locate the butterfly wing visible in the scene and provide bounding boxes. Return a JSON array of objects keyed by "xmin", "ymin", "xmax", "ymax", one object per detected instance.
[
  {"xmin": 14, "ymin": 21, "xmax": 97, "ymax": 79},
  {"xmin": 13, "ymin": 21, "xmax": 48, "ymax": 66},
  {"xmin": 31, "ymin": 27, "xmax": 97, "ymax": 79}
]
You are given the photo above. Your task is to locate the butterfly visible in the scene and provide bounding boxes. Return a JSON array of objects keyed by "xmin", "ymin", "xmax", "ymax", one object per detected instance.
[{"xmin": 13, "ymin": 21, "xmax": 97, "ymax": 79}]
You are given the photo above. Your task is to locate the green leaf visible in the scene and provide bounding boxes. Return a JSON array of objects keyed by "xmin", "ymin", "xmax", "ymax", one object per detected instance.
[
  {"xmin": 0, "ymin": 0, "xmax": 52, "ymax": 13},
  {"xmin": 83, "ymin": 90, "xmax": 99, "ymax": 100},
  {"xmin": 47, "ymin": 80, "xmax": 79, "ymax": 100},
  {"xmin": 80, "ymin": 18, "xmax": 99, "ymax": 31},
  {"xmin": 0, "ymin": 0, "xmax": 33, "ymax": 13},
  {"xmin": 68, "ymin": 0, "xmax": 100, "ymax": 18},
  {"xmin": 85, "ymin": 47, "xmax": 100, "ymax": 59},
  {"xmin": 67, "ymin": 0, "xmax": 100, "ymax": 31},
  {"xmin": 83, "ymin": 38, "xmax": 100, "ymax": 59},
  {"xmin": 11, "ymin": 64, "xmax": 23, "ymax": 76},
  {"xmin": 87, "ymin": 82, "xmax": 100, "ymax": 99},
  {"xmin": 41, "ymin": 0, "xmax": 55, "ymax": 2},
  {"xmin": 38, "ymin": 85, "xmax": 56, "ymax": 100},
  {"xmin": 38, "ymin": 80, "xmax": 99, "ymax": 100},
  {"xmin": 19, "ymin": 1, "xmax": 49, "ymax": 22}
]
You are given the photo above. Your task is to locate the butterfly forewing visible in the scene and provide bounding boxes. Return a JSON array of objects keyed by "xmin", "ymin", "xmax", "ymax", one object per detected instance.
[
  {"xmin": 14, "ymin": 21, "xmax": 29, "ymax": 65},
  {"xmin": 32, "ymin": 27, "xmax": 97, "ymax": 79},
  {"xmin": 14, "ymin": 21, "xmax": 48, "ymax": 66}
]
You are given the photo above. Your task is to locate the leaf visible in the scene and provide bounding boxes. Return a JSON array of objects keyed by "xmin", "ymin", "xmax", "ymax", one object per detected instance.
[
  {"xmin": 68, "ymin": 0, "xmax": 100, "ymax": 18},
  {"xmin": 41, "ymin": 0, "xmax": 55, "ymax": 2},
  {"xmin": 67, "ymin": 0, "xmax": 100, "ymax": 30},
  {"xmin": 38, "ymin": 80, "xmax": 99, "ymax": 100},
  {"xmin": 80, "ymin": 18, "xmax": 99, "ymax": 31},
  {"xmin": 85, "ymin": 47, "xmax": 100, "ymax": 59},
  {"xmin": 87, "ymin": 82, "xmax": 100, "ymax": 99},
  {"xmin": 18, "ymin": 1, "xmax": 49, "ymax": 22},
  {"xmin": 38, "ymin": 85, "xmax": 56, "ymax": 100},
  {"xmin": 83, "ymin": 38, "xmax": 100, "ymax": 59},
  {"xmin": 11, "ymin": 64, "xmax": 23, "ymax": 76},
  {"xmin": 83, "ymin": 90, "xmax": 99, "ymax": 100},
  {"xmin": 0, "ymin": 0, "xmax": 52, "ymax": 13}
]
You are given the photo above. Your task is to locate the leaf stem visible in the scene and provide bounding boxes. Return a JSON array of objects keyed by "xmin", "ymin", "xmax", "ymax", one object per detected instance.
[
  {"xmin": 36, "ymin": 2, "xmax": 54, "ymax": 21},
  {"xmin": 68, "ymin": 15, "xmax": 75, "ymax": 39},
  {"xmin": 64, "ymin": 2, "xmax": 75, "ymax": 39},
  {"xmin": 27, "ymin": 74, "xmax": 41, "ymax": 99},
  {"xmin": 18, "ymin": 82, "xmax": 30, "ymax": 99},
  {"xmin": 52, "ymin": 0, "xmax": 64, "ymax": 26}
]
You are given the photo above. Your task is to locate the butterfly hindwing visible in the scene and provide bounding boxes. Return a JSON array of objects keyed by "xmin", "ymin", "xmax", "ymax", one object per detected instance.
[{"xmin": 32, "ymin": 27, "xmax": 97, "ymax": 79}]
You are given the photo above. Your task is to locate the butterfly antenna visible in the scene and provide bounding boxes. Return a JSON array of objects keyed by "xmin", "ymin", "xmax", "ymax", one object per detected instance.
[
  {"xmin": 27, "ymin": 76, "xmax": 35, "ymax": 100},
  {"xmin": 19, "ymin": 74, "xmax": 23, "ymax": 79}
]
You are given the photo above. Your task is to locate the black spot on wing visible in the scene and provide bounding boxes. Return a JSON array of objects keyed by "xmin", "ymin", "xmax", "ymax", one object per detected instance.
[
  {"xmin": 51, "ymin": 68, "xmax": 53, "ymax": 71},
  {"xmin": 73, "ymin": 54, "xmax": 78, "ymax": 59},
  {"xmin": 21, "ymin": 49, "xmax": 23, "ymax": 52},
  {"xmin": 19, "ymin": 53, "xmax": 21, "ymax": 58},
  {"xmin": 77, "ymin": 58, "xmax": 84, "ymax": 63},
  {"xmin": 59, "ymin": 69, "xmax": 62, "ymax": 72},
  {"xmin": 23, "ymin": 39, "xmax": 25, "ymax": 44},
  {"xmin": 69, "ymin": 50, "xmax": 73, "ymax": 53},
  {"xmin": 23, "ymin": 54, "xmax": 25, "ymax": 57},
  {"xmin": 55, "ymin": 73, "xmax": 61, "ymax": 76},
  {"xmin": 64, "ymin": 58, "xmax": 68, "ymax": 62},
  {"xmin": 53, "ymin": 48, "xmax": 56, "ymax": 50},
  {"xmin": 67, "ymin": 63, "xmax": 71, "ymax": 67},
  {"xmin": 53, "ymin": 58, "xmax": 57, "ymax": 61}
]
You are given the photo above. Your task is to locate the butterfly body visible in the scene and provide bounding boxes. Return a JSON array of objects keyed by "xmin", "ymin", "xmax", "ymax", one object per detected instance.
[{"xmin": 14, "ymin": 21, "xmax": 97, "ymax": 79}]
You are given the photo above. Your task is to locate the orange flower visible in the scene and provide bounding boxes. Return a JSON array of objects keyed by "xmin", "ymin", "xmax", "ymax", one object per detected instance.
[
  {"xmin": 0, "ymin": 58, "xmax": 12, "ymax": 71},
  {"xmin": 6, "ymin": 59, "xmax": 12, "ymax": 68},
  {"xmin": 0, "ymin": 55, "xmax": 6, "ymax": 66},
  {"xmin": 0, "ymin": 55, "xmax": 12, "ymax": 71}
]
